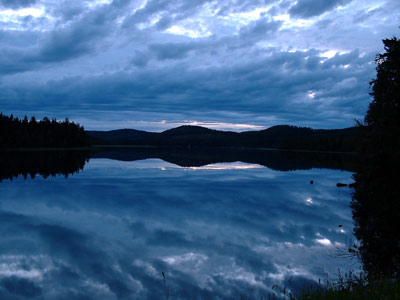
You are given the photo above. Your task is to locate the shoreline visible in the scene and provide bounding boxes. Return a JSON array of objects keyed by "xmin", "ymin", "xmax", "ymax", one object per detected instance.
[{"xmin": 0, "ymin": 145, "xmax": 357, "ymax": 155}]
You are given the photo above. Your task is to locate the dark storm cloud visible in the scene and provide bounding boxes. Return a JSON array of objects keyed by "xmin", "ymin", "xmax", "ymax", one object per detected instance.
[
  {"xmin": 1, "ymin": 277, "xmax": 42, "ymax": 299},
  {"xmin": 289, "ymin": 0, "xmax": 353, "ymax": 18},
  {"xmin": 122, "ymin": 0, "xmax": 213, "ymax": 29},
  {"xmin": 147, "ymin": 229, "xmax": 193, "ymax": 247},
  {"xmin": 141, "ymin": 18, "xmax": 282, "ymax": 64},
  {"xmin": 0, "ymin": 0, "xmax": 36, "ymax": 9},
  {"xmin": 0, "ymin": 0, "xmax": 398, "ymax": 129},
  {"xmin": 37, "ymin": 10, "xmax": 111, "ymax": 63},
  {"xmin": 0, "ymin": 45, "xmax": 374, "ymax": 128},
  {"xmin": 47, "ymin": 2, "xmax": 85, "ymax": 23},
  {"xmin": 0, "ymin": 1, "xmax": 129, "ymax": 76},
  {"xmin": 154, "ymin": 14, "xmax": 174, "ymax": 30},
  {"xmin": 149, "ymin": 42, "xmax": 195, "ymax": 60},
  {"xmin": 239, "ymin": 18, "xmax": 282, "ymax": 40}
]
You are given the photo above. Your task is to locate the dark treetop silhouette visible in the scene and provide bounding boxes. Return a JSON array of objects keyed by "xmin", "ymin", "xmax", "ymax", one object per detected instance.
[
  {"xmin": 0, "ymin": 150, "xmax": 90, "ymax": 182},
  {"xmin": 352, "ymin": 36, "xmax": 400, "ymax": 280},
  {"xmin": 0, "ymin": 113, "xmax": 91, "ymax": 148}
]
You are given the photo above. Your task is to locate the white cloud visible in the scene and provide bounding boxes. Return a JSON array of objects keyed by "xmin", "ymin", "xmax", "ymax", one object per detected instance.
[
  {"xmin": 165, "ymin": 24, "xmax": 212, "ymax": 38},
  {"xmin": 315, "ymin": 238, "xmax": 333, "ymax": 246},
  {"xmin": 0, "ymin": 0, "xmax": 398, "ymax": 129}
]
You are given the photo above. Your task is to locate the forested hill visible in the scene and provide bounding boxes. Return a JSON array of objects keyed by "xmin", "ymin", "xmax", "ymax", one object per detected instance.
[
  {"xmin": 0, "ymin": 112, "xmax": 357, "ymax": 152},
  {"xmin": 87, "ymin": 125, "xmax": 358, "ymax": 152},
  {"xmin": 0, "ymin": 113, "xmax": 91, "ymax": 148}
]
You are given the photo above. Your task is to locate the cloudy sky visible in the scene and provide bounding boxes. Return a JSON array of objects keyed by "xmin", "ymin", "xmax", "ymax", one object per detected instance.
[{"xmin": 0, "ymin": 0, "xmax": 399, "ymax": 131}]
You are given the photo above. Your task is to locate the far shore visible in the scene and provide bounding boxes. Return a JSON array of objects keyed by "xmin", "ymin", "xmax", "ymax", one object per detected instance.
[{"xmin": 0, "ymin": 145, "xmax": 357, "ymax": 155}]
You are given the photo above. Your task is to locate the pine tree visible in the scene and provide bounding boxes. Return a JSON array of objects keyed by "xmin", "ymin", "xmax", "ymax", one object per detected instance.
[{"xmin": 352, "ymin": 36, "xmax": 400, "ymax": 280}]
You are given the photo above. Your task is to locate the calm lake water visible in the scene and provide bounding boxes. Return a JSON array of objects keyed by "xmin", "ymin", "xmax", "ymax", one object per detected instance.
[{"xmin": 0, "ymin": 150, "xmax": 359, "ymax": 299}]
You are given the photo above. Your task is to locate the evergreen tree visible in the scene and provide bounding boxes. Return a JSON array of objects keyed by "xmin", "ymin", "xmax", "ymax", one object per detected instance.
[
  {"xmin": 0, "ymin": 113, "xmax": 91, "ymax": 148},
  {"xmin": 352, "ymin": 36, "xmax": 400, "ymax": 280}
]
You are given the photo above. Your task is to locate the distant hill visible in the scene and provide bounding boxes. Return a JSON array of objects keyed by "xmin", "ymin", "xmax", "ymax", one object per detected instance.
[
  {"xmin": 87, "ymin": 125, "xmax": 358, "ymax": 152},
  {"xmin": 87, "ymin": 128, "xmax": 155, "ymax": 144},
  {"xmin": 162, "ymin": 125, "xmax": 217, "ymax": 135}
]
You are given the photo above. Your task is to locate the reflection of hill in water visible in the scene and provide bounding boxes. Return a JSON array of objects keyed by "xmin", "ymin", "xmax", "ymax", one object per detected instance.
[
  {"xmin": 91, "ymin": 147, "xmax": 356, "ymax": 172},
  {"xmin": 0, "ymin": 151, "xmax": 90, "ymax": 182},
  {"xmin": 0, "ymin": 147, "xmax": 355, "ymax": 182}
]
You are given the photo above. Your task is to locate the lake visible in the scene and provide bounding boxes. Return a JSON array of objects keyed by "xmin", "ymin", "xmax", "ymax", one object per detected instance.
[{"xmin": 0, "ymin": 149, "xmax": 359, "ymax": 299}]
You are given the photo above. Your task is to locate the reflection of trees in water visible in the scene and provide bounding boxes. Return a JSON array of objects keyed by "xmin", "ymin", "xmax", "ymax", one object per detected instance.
[
  {"xmin": 91, "ymin": 147, "xmax": 356, "ymax": 172},
  {"xmin": 351, "ymin": 37, "xmax": 400, "ymax": 280},
  {"xmin": 352, "ymin": 168, "xmax": 400, "ymax": 279},
  {"xmin": 1, "ymin": 147, "xmax": 354, "ymax": 183},
  {"xmin": 0, "ymin": 151, "xmax": 90, "ymax": 182}
]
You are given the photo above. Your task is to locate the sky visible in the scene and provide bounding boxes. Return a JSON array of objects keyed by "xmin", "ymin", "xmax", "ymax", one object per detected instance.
[{"xmin": 0, "ymin": 0, "xmax": 399, "ymax": 131}]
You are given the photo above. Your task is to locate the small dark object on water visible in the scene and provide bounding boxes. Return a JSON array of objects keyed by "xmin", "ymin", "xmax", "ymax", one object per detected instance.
[
  {"xmin": 338, "ymin": 224, "xmax": 343, "ymax": 227},
  {"xmin": 336, "ymin": 183, "xmax": 348, "ymax": 187},
  {"xmin": 310, "ymin": 180, "xmax": 314, "ymax": 184}
]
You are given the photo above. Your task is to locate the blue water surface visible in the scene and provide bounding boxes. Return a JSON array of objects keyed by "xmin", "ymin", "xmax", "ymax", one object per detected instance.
[{"xmin": 0, "ymin": 157, "xmax": 358, "ymax": 299}]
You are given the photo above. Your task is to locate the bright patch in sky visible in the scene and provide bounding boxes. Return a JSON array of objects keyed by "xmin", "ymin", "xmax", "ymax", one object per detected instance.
[
  {"xmin": 320, "ymin": 50, "xmax": 338, "ymax": 58},
  {"xmin": 320, "ymin": 50, "xmax": 349, "ymax": 59},
  {"xmin": 87, "ymin": 0, "xmax": 113, "ymax": 8},
  {"xmin": 0, "ymin": 255, "xmax": 46, "ymax": 279},
  {"xmin": 273, "ymin": 14, "xmax": 290, "ymax": 22},
  {"xmin": 165, "ymin": 24, "xmax": 212, "ymax": 38},
  {"xmin": 181, "ymin": 121, "xmax": 265, "ymax": 131},
  {"xmin": 0, "ymin": 6, "xmax": 48, "ymax": 30},
  {"xmin": 0, "ymin": 0, "xmax": 397, "ymax": 130},
  {"xmin": 274, "ymin": 14, "xmax": 313, "ymax": 29},
  {"xmin": 220, "ymin": 7, "xmax": 271, "ymax": 27},
  {"xmin": 315, "ymin": 238, "xmax": 332, "ymax": 246},
  {"xmin": 0, "ymin": 7, "xmax": 44, "ymax": 17},
  {"xmin": 0, "ymin": 7, "xmax": 44, "ymax": 20},
  {"xmin": 187, "ymin": 162, "xmax": 263, "ymax": 171},
  {"xmin": 162, "ymin": 253, "xmax": 208, "ymax": 268}
]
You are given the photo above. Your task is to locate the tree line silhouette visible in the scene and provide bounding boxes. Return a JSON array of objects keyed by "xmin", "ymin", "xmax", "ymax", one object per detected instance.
[
  {"xmin": 0, "ymin": 150, "xmax": 90, "ymax": 182},
  {"xmin": 0, "ymin": 113, "xmax": 91, "ymax": 148},
  {"xmin": 352, "ymin": 36, "xmax": 400, "ymax": 280},
  {"xmin": 0, "ymin": 112, "xmax": 356, "ymax": 152}
]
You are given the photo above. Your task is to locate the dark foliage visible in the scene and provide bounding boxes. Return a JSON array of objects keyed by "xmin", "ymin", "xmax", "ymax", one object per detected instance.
[
  {"xmin": 0, "ymin": 150, "xmax": 90, "ymax": 182},
  {"xmin": 0, "ymin": 113, "xmax": 91, "ymax": 148},
  {"xmin": 351, "ymin": 36, "xmax": 400, "ymax": 280},
  {"xmin": 91, "ymin": 147, "xmax": 356, "ymax": 172},
  {"xmin": 87, "ymin": 128, "xmax": 155, "ymax": 143},
  {"xmin": 240, "ymin": 125, "xmax": 357, "ymax": 151},
  {"xmin": 87, "ymin": 125, "xmax": 358, "ymax": 152},
  {"xmin": 0, "ymin": 146, "xmax": 354, "ymax": 182}
]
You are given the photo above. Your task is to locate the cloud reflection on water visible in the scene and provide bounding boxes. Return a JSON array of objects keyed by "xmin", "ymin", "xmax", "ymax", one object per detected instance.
[{"xmin": 0, "ymin": 158, "xmax": 358, "ymax": 299}]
